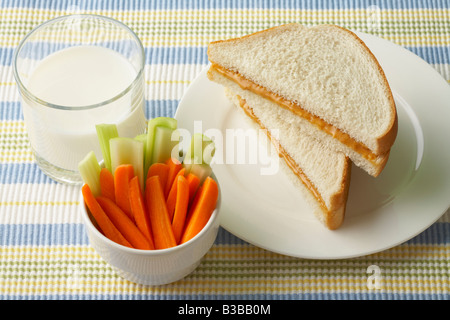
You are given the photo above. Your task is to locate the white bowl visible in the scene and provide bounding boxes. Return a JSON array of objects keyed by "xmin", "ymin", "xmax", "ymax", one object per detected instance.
[{"xmin": 80, "ymin": 174, "xmax": 221, "ymax": 285}]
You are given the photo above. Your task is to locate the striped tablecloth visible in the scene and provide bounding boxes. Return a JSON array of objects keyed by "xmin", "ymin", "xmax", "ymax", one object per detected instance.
[{"xmin": 0, "ymin": 1, "xmax": 449, "ymax": 300}]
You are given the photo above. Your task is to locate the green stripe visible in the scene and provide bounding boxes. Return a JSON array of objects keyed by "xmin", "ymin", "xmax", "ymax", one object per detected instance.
[
  {"xmin": 1, "ymin": 260, "xmax": 448, "ymax": 275},
  {"xmin": 1, "ymin": 20, "xmax": 449, "ymax": 32},
  {"xmin": 196, "ymin": 266, "xmax": 450, "ymax": 276},
  {"xmin": 0, "ymin": 270, "xmax": 447, "ymax": 282},
  {"xmin": 0, "ymin": 18, "xmax": 448, "ymax": 36},
  {"xmin": 1, "ymin": 268, "xmax": 447, "ymax": 280}
]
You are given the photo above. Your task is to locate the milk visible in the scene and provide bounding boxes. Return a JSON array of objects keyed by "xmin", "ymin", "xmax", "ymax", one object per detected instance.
[{"xmin": 21, "ymin": 45, "xmax": 146, "ymax": 173}]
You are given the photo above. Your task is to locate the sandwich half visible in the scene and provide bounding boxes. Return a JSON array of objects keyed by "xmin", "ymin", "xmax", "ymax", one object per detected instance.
[
  {"xmin": 220, "ymin": 84, "xmax": 352, "ymax": 230},
  {"xmin": 207, "ymin": 23, "xmax": 397, "ymax": 177}
]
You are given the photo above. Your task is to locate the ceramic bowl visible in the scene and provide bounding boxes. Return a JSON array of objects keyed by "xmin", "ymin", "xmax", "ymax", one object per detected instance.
[{"xmin": 80, "ymin": 174, "xmax": 221, "ymax": 285}]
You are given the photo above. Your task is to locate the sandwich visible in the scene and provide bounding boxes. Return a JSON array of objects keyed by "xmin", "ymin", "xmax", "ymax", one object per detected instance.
[
  {"xmin": 207, "ymin": 23, "xmax": 397, "ymax": 178},
  {"xmin": 206, "ymin": 23, "xmax": 397, "ymax": 229},
  {"xmin": 223, "ymin": 87, "xmax": 352, "ymax": 230}
]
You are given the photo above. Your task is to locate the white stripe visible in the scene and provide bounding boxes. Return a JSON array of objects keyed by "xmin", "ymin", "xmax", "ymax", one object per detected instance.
[
  {"xmin": 0, "ymin": 183, "xmax": 82, "ymax": 224},
  {"xmin": 431, "ymin": 63, "xmax": 450, "ymax": 82},
  {"xmin": 0, "ymin": 65, "xmax": 20, "ymax": 102},
  {"xmin": 144, "ymin": 63, "xmax": 207, "ymax": 100},
  {"xmin": 0, "ymin": 64, "xmax": 208, "ymax": 102}
]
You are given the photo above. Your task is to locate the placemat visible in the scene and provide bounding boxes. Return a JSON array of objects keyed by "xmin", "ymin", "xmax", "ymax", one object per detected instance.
[{"xmin": 0, "ymin": 0, "xmax": 449, "ymax": 300}]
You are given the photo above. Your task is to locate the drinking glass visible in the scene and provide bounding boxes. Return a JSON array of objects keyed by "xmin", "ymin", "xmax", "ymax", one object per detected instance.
[{"xmin": 13, "ymin": 14, "xmax": 146, "ymax": 184}]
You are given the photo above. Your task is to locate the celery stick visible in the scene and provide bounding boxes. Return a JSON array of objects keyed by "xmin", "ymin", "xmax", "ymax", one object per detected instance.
[
  {"xmin": 110, "ymin": 137, "xmax": 144, "ymax": 189},
  {"xmin": 145, "ymin": 117, "xmax": 178, "ymax": 174},
  {"xmin": 188, "ymin": 163, "xmax": 213, "ymax": 184},
  {"xmin": 134, "ymin": 133, "xmax": 147, "ymax": 158},
  {"xmin": 183, "ymin": 133, "xmax": 215, "ymax": 183},
  {"xmin": 184, "ymin": 133, "xmax": 215, "ymax": 165},
  {"xmin": 152, "ymin": 126, "xmax": 180, "ymax": 164},
  {"xmin": 78, "ymin": 151, "xmax": 102, "ymax": 197},
  {"xmin": 134, "ymin": 133, "xmax": 147, "ymax": 143},
  {"xmin": 95, "ymin": 123, "xmax": 119, "ymax": 172}
]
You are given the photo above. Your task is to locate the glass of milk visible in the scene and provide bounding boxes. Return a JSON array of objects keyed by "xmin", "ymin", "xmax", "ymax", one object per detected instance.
[{"xmin": 13, "ymin": 14, "xmax": 146, "ymax": 185}]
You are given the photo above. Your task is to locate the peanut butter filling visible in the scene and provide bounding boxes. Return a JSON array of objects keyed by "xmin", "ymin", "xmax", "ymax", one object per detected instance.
[
  {"xmin": 236, "ymin": 95, "xmax": 329, "ymax": 213},
  {"xmin": 211, "ymin": 63, "xmax": 378, "ymax": 163}
]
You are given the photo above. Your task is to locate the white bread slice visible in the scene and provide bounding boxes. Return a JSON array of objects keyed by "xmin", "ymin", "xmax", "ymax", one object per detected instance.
[
  {"xmin": 207, "ymin": 23, "xmax": 397, "ymax": 177},
  {"xmin": 209, "ymin": 69, "xmax": 390, "ymax": 177},
  {"xmin": 221, "ymin": 84, "xmax": 351, "ymax": 230}
]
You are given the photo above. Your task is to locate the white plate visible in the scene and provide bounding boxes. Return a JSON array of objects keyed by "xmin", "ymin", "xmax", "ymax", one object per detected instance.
[{"xmin": 175, "ymin": 31, "xmax": 450, "ymax": 259}]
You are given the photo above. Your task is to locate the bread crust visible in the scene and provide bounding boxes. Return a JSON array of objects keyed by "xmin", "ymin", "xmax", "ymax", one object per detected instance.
[
  {"xmin": 228, "ymin": 90, "xmax": 350, "ymax": 230},
  {"xmin": 326, "ymin": 156, "xmax": 351, "ymax": 230},
  {"xmin": 325, "ymin": 24, "xmax": 398, "ymax": 155},
  {"xmin": 208, "ymin": 23, "xmax": 398, "ymax": 157}
]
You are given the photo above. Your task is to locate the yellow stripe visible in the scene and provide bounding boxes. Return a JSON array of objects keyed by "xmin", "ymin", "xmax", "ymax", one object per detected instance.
[
  {"xmin": 1, "ymin": 250, "xmax": 447, "ymax": 263},
  {"xmin": 0, "ymin": 201, "xmax": 79, "ymax": 206},
  {"xmin": 0, "ymin": 121, "xmax": 25, "ymax": 126},
  {"xmin": 0, "ymin": 158, "xmax": 34, "ymax": 162},
  {"xmin": 1, "ymin": 244, "xmax": 447, "ymax": 261},
  {"xmin": 0, "ymin": 151, "xmax": 33, "ymax": 156},
  {"xmin": 0, "ymin": 278, "xmax": 447, "ymax": 294},
  {"xmin": 145, "ymin": 80, "xmax": 191, "ymax": 85},
  {"xmin": 0, "ymin": 127, "xmax": 27, "ymax": 133},
  {"xmin": 0, "ymin": 245, "xmax": 97, "ymax": 257},
  {"xmin": 0, "ymin": 246, "xmax": 93, "ymax": 252},
  {"xmin": 1, "ymin": 34, "xmax": 448, "ymax": 47},
  {"xmin": 0, "ymin": 80, "xmax": 191, "ymax": 86}
]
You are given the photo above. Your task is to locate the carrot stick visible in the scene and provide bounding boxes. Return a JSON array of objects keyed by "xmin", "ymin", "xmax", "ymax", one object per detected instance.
[
  {"xmin": 99, "ymin": 168, "xmax": 115, "ymax": 202},
  {"xmin": 129, "ymin": 176, "xmax": 155, "ymax": 249},
  {"xmin": 96, "ymin": 196, "xmax": 153, "ymax": 250},
  {"xmin": 171, "ymin": 175, "xmax": 190, "ymax": 244},
  {"xmin": 114, "ymin": 164, "xmax": 134, "ymax": 221},
  {"xmin": 165, "ymin": 168, "xmax": 186, "ymax": 220},
  {"xmin": 146, "ymin": 163, "xmax": 170, "ymax": 192},
  {"xmin": 180, "ymin": 177, "xmax": 218, "ymax": 244},
  {"xmin": 165, "ymin": 181, "xmax": 177, "ymax": 222},
  {"xmin": 81, "ymin": 184, "xmax": 131, "ymax": 248},
  {"xmin": 145, "ymin": 175, "xmax": 177, "ymax": 250},
  {"xmin": 184, "ymin": 184, "xmax": 202, "ymax": 228},
  {"xmin": 186, "ymin": 173, "xmax": 201, "ymax": 204},
  {"xmin": 165, "ymin": 157, "xmax": 182, "ymax": 197}
]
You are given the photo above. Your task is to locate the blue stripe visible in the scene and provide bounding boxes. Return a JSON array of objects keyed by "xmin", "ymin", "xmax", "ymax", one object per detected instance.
[
  {"xmin": 406, "ymin": 46, "xmax": 450, "ymax": 66},
  {"xmin": 0, "ymin": 222, "xmax": 448, "ymax": 246},
  {"xmin": 1, "ymin": 47, "xmax": 209, "ymax": 66},
  {"xmin": 2, "ymin": 0, "xmax": 449, "ymax": 10},
  {"xmin": 405, "ymin": 221, "xmax": 450, "ymax": 245},
  {"xmin": 0, "ymin": 223, "xmax": 89, "ymax": 246},
  {"xmin": 0, "ymin": 292, "xmax": 448, "ymax": 300},
  {"xmin": 145, "ymin": 99, "xmax": 179, "ymax": 119},
  {"xmin": 0, "ymin": 100, "xmax": 179, "ymax": 120},
  {"xmin": 145, "ymin": 47, "xmax": 208, "ymax": 65},
  {"xmin": 0, "ymin": 224, "xmax": 236, "ymax": 246},
  {"xmin": 2, "ymin": 45, "xmax": 448, "ymax": 67},
  {"xmin": 0, "ymin": 163, "xmax": 55, "ymax": 184},
  {"xmin": 0, "ymin": 101, "xmax": 22, "ymax": 120}
]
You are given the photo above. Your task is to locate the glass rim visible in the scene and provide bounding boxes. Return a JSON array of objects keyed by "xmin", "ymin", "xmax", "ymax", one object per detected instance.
[{"xmin": 12, "ymin": 14, "xmax": 145, "ymax": 111}]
